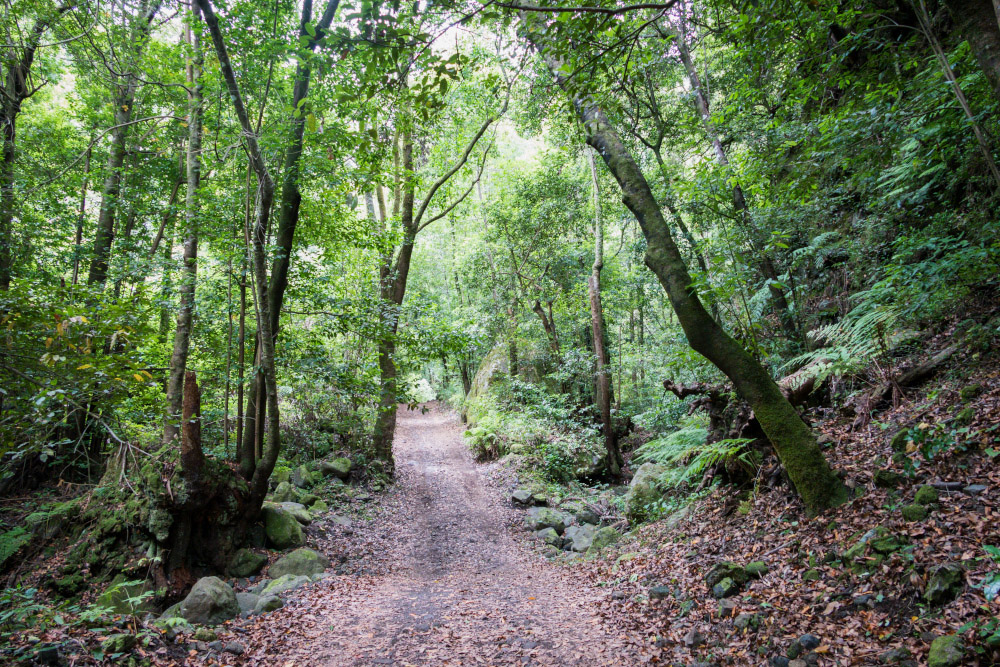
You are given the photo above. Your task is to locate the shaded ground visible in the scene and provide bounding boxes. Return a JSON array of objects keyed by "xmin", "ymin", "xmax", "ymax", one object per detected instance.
[{"xmin": 242, "ymin": 405, "xmax": 631, "ymax": 666}]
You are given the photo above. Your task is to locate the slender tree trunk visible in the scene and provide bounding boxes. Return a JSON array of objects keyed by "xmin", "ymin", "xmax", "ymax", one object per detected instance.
[
  {"xmin": 164, "ymin": 4, "xmax": 204, "ymax": 445},
  {"xmin": 522, "ymin": 21, "xmax": 846, "ymax": 512},
  {"xmin": 87, "ymin": 0, "xmax": 161, "ymax": 288},
  {"xmin": 674, "ymin": 31, "xmax": 795, "ymax": 337},
  {"xmin": 237, "ymin": 0, "xmax": 342, "ymax": 477},
  {"xmin": 587, "ymin": 149, "xmax": 621, "ymax": 476},
  {"xmin": 197, "ymin": 0, "xmax": 280, "ymax": 508},
  {"xmin": 72, "ymin": 146, "xmax": 92, "ymax": 285},
  {"xmin": 943, "ymin": 0, "xmax": 1000, "ymax": 101},
  {"xmin": 920, "ymin": 0, "xmax": 1000, "ymax": 189}
]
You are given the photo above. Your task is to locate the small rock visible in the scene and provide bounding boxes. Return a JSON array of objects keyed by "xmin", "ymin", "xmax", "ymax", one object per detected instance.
[
  {"xmin": 291, "ymin": 465, "xmax": 314, "ymax": 488},
  {"xmin": 873, "ymin": 469, "xmax": 904, "ymax": 488},
  {"xmin": 802, "ymin": 569, "xmax": 821, "ymax": 582},
  {"xmin": 299, "ymin": 493, "xmax": 319, "ymax": 507},
  {"xmin": 208, "ymin": 641, "xmax": 224, "ymax": 652},
  {"xmin": 235, "ymin": 592, "xmax": 260, "ymax": 614},
  {"xmin": 798, "ymin": 634, "xmax": 820, "ymax": 650},
  {"xmin": 255, "ymin": 595, "xmax": 283, "ymax": 613},
  {"xmin": 927, "ymin": 635, "xmax": 964, "ymax": 667},
  {"xmin": 734, "ymin": 613, "xmax": 760, "ymax": 631},
  {"xmin": 34, "ymin": 646, "xmax": 60, "ymax": 665},
  {"xmin": 175, "ymin": 577, "xmax": 240, "ymax": 626},
  {"xmin": 880, "ymin": 647, "xmax": 912, "ymax": 664},
  {"xmin": 963, "ymin": 484, "xmax": 987, "ymax": 495},
  {"xmin": 272, "ymin": 481, "xmax": 298, "ymax": 503},
  {"xmin": 101, "ymin": 634, "xmax": 136, "ymax": 653},
  {"xmin": 565, "ymin": 523, "xmax": 597, "ymax": 552},
  {"xmin": 712, "ymin": 576, "xmax": 739, "ymax": 599},
  {"xmin": 704, "ymin": 561, "xmax": 748, "ymax": 588},
  {"xmin": 524, "ymin": 507, "xmax": 570, "ymax": 533},
  {"xmin": 261, "ymin": 574, "xmax": 311, "ymax": 596},
  {"xmin": 648, "ymin": 585, "xmax": 672, "ymax": 600},
  {"xmin": 228, "ymin": 549, "xmax": 268, "ymax": 578},
  {"xmin": 194, "ymin": 626, "xmax": 218, "ymax": 642},
  {"xmin": 901, "ymin": 504, "xmax": 928, "ymax": 522},
  {"xmin": 262, "ymin": 505, "xmax": 304, "ymax": 549},
  {"xmin": 770, "ymin": 659, "xmax": 790, "ymax": 667},
  {"xmin": 915, "ymin": 485, "xmax": 939, "ymax": 506},
  {"xmin": 683, "ymin": 628, "xmax": 705, "ymax": 648},
  {"xmin": 745, "ymin": 561, "xmax": 768, "ymax": 579},
  {"xmin": 586, "ymin": 526, "xmax": 621, "ymax": 555},
  {"xmin": 924, "ymin": 563, "xmax": 964, "ymax": 605},
  {"xmin": 535, "ymin": 527, "xmax": 562, "ymax": 547},
  {"xmin": 717, "ymin": 599, "xmax": 738, "ymax": 617},
  {"xmin": 511, "ymin": 489, "xmax": 533, "ymax": 505},
  {"xmin": 224, "ymin": 642, "xmax": 245, "ymax": 655}
]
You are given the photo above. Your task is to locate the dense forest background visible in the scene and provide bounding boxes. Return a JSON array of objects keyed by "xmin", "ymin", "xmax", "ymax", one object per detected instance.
[{"xmin": 1, "ymin": 0, "xmax": 999, "ymax": 664}]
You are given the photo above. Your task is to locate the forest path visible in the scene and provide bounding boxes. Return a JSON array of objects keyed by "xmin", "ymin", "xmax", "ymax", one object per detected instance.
[{"xmin": 244, "ymin": 404, "xmax": 627, "ymax": 666}]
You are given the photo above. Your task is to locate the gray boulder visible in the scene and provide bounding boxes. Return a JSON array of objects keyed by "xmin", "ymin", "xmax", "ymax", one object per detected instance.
[
  {"xmin": 586, "ymin": 526, "xmax": 621, "ymax": 555},
  {"xmin": 511, "ymin": 489, "xmax": 533, "ymax": 505},
  {"xmin": 624, "ymin": 463, "xmax": 666, "ymax": 524},
  {"xmin": 262, "ymin": 505, "xmax": 304, "ymax": 549},
  {"xmin": 269, "ymin": 548, "xmax": 329, "ymax": 579},
  {"xmin": 927, "ymin": 635, "xmax": 964, "ymax": 667},
  {"xmin": 524, "ymin": 506, "xmax": 569, "ymax": 533},
  {"xmin": 564, "ymin": 523, "xmax": 598, "ymax": 552},
  {"xmin": 535, "ymin": 527, "xmax": 562, "ymax": 547},
  {"xmin": 228, "ymin": 549, "xmax": 267, "ymax": 578},
  {"xmin": 235, "ymin": 592, "xmax": 260, "ymax": 614},
  {"xmin": 292, "ymin": 465, "xmax": 314, "ymax": 489},
  {"xmin": 255, "ymin": 595, "xmax": 283, "ymax": 613},
  {"xmin": 272, "ymin": 481, "xmax": 298, "ymax": 503},
  {"xmin": 261, "ymin": 574, "xmax": 311, "ymax": 596},
  {"xmin": 560, "ymin": 500, "xmax": 600, "ymax": 526},
  {"xmin": 175, "ymin": 577, "xmax": 239, "ymax": 626},
  {"xmin": 276, "ymin": 502, "xmax": 313, "ymax": 525},
  {"xmin": 319, "ymin": 457, "xmax": 352, "ymax": 480}
]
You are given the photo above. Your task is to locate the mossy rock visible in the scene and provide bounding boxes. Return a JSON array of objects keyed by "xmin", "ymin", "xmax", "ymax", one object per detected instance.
[
  {"xmin": 958, "ymin": 384, "xmax": 982, "ymax": 401},
  {"xmin": 953, "ymin": 407, "xmax": 974, "ymax": 426},
  {"xmin": 272, "ymin": 481, "xmax": 298, "ymax": 503},
  {"xmin": 50, "ymin": 574, "xmax": 85, "ymax": 598},
  {"xmin": 262, "ymin": 506, "xmax": 304, "ymax": 549},
  {"xmin": 292, "ymin": 465, "xmax": 314, "ymax": 489},
  {"xmin": 712, "ymin": 577, "xmax": 739, "ymax": 598},
  {"xmin": 175, "ymin": 576, "xmax": 239, "ymax": 626},
  {"xmin": 873, "ymin": 469, "xmax": 904, "ymax": 488},
  {"xmin": 924, "ymin": 563, "xmax": 964, "ymax": 605},
  {"xmin": 901, "ymin": 504, "xmax": 928, "ymax": 522},
  {"xmin": 915, "ymin": 485, "xmax": 939, "ymax": 506},
  {"xmin": 586, "ymin": 526, "xmax": 621, "ymax": 555},
  {"xmin": 535, "ymin": 527, "xmax": 561, "ymax": 547},
  {"xmin": 889, "ymin": 430, "xmax": 910, "ymax": 453},
  {"xmin": 228, "ymin": 548, "xmax": 268, "ymax": 578},
  {"xmin": 705, "ymin": 561, "xmax": 748, "ymax": 588},
  {"xmin": 745, "ymin": 561, "xmax": 769, "ymax": 579},
  {"xmin": 802, "ymin": 569, "xmax": 821, "ymax": 582},
  {"xmin": 319, "ymin": 457, "xmax": 352, "ymax": 480},
  {"xmin": 624, "ymin": 462, "xmax": 667, "ymax": 524},
  {"xmin": 101, "ymin": 633, "xmax": 137, "ymax": 654},
  {"xmin": 927, "ymin": 635, "xmax": 964, "ymax": 667},
  {"xmin": 269, "ymin": 548, "xmax": 329, "ymax": 579},
  {"xmin": 309, "ymin": 500, "xmax": 329, "ymax": 513},
  {"xmin": 524, "ymin": 507, "xmax": 569, "ymax": 533},
  {"xmin": 261, "ymin": 573, "xmax": 311, "ymax": 596},
  {"xmin": 299, "ymin": 493, "xmax": 320, "ymax": 507}
]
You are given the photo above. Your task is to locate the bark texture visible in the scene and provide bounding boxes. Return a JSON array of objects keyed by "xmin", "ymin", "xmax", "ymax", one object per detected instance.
[{"xmin": 520, "ymin": 17, "xmax": 846, "ymax": 512}]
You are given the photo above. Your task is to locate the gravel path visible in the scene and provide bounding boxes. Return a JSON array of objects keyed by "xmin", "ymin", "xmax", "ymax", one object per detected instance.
[{"xmin": 243, "ymin": 404, "xmax": 627, "ymax": 666}]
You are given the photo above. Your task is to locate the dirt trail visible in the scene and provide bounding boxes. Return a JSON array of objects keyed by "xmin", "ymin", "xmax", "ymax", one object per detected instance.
[{"xmin": 244, "ymin": 405, "xmax": 627, "ymax": 666}]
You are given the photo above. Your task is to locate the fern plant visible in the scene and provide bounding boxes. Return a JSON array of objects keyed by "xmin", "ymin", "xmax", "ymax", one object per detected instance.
[
  {"xmin": 634, "ymin": 418, "xmax": 758, "ymax": 488},
  {"xmin": 0, "ymin": 527, "xmax": 30, "ymax": 570}
]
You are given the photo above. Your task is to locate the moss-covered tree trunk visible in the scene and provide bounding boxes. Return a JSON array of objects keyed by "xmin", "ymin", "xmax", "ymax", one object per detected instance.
[{"xmin": 521, "ymin": 20, "xmax": 846, "ymax": 513}]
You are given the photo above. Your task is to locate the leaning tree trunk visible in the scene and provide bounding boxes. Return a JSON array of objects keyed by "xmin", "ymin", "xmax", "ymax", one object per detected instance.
[
  {"xmin": 164, "ymin": 4, "xmax": 204, "ymax": 445},
  {"xmin": 587, "ymin": 148, "xmax": 621, "ymax": 477},
  {"xmin": 520, "ymin": 16, "xmax": 846, "ymax": 512}
]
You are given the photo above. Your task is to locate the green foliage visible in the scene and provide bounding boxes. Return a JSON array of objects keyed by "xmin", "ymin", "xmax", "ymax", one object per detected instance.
[
  {"xmin": 0, "ymin": 528, "xmax": 31, "ymax": 570},
  {"xmin": 634, "ymin": 417, "xmax": 758, "ymax": 488}
]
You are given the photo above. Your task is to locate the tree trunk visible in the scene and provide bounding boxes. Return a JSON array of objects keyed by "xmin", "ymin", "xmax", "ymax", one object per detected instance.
[
  {"xmin": 521, "ymin": 21, "xmax": 846, "ymax": 512},
  {"xmin": 87, "ymin": 0, "xmax": 161, "ymax": 288},
  {"xmin": 237, "ymin": 0, "xmax": 342, "ymax": 477},
  {"xmin": 674, "ymin": 30, "xmax": 796, "ymax": 338},
  {"xmin": 587, "ymin": 148, "xmax": 621, "ymax": 477},
  {"xmin": 72, "ymin": 146, "xmax": 92, "ymax": 285},
  {"xmin": 164, "ymin": 4, "xmax": 204, "ymax": 445},
  {"xmin": 944, "ymin": 0, "xmax": 1000, "ymax": 101}
]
